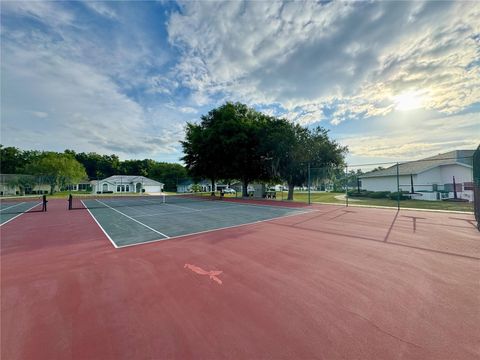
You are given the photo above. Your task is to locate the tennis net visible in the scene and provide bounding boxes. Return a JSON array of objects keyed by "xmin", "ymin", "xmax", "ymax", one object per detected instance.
[
  {"xmin": 0, "ymin": 195, "xmax": 46, "ymax": 214},
  {"xmin": 68, "ymin": 192, "xmax": 221, "ymax": 210}
]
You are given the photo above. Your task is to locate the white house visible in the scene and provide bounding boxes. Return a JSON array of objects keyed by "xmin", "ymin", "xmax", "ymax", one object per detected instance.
[
  {"xmin": 359, "ymin": 150, "xmax": 474, "ymax": 202},
  {"xmin": 91, "ymin": 175, "xmax": 164, "ymax": 194}
]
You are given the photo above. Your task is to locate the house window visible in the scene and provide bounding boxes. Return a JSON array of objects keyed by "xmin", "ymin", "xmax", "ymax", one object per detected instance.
[
  {"xmin": 464, "ymin": 182, "xmax": 474, "ymax": 191},
  {"xmin": 126, "ymin": 185, "xmax": 130, "ymax": 192},
  {"xmin": 121, "ymin": 185, "xmax": 125, "ymax": 192}
]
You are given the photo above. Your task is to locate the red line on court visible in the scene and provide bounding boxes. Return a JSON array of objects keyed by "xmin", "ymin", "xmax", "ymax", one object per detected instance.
[{"xmin": 1, "ymin": 200, "xmax": 479, "ymax": 359}]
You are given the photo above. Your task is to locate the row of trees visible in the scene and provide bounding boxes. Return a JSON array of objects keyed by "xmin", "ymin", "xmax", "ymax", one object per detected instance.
[
  {"xmin": 182, "ymin": 102, "xmax": 347, "ymax": 199},
  {"xmin": 0, "ymin": 145, "xmax": 188, "ymax": 193}
]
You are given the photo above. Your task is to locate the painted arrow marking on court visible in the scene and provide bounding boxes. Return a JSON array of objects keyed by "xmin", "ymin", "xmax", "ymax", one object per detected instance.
[{"xmin": 184, "ymin": 264, "xmax": 223, "ymax": 285}]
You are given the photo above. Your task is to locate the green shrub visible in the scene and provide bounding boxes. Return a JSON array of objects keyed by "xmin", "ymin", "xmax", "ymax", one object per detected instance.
[
  {"xmin": 388, "ymin": 191, "xmax": 409, "ymax": 200},
  {"xmin": 348, "ymin": 190, "xmax": 390, "ymax": 199},
  {"xmin": 369, "ymin": 191, "xmax": 391, "ymax": 199},
  {"xmin": 347, "ymin": 190, "xmax": 369, "ymax": 197}
]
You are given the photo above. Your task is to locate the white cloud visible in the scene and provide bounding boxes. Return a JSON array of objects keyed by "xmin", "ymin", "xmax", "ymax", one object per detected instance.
[
  {"xmin": 1, "ymin": 40, "xmax": 176, "ymax": 156},
  {"xmin": 1, "ymin": 1, "xmax": 182, "ymax": 158},
  {"xmin": 1, "ymin": 1, "xmax": 75, "ymax": 27},
  {"xmin": 167, "ymin": 1, "xmax": 480, "ymax": 124},
  {"xmin": 31, "ymin": 111, "xmax": 48, "ymax": 119},
  {"xmin": 82, "ymin": 2, "xmax": 118, "ymax": 19},
  {"xmin": 339, "ymin": 112, "xmax": 480, "ymax": 161}
]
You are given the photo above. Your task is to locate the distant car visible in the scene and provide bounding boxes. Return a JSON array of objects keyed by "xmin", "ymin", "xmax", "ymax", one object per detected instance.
[{"xmin": 223, "ymin": 188, "xmax": 236, "ymax": 194}]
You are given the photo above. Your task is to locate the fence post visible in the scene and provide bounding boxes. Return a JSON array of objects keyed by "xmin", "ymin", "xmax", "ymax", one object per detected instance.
[
  {"xmin": 345, "ymin": 165, "xmax": 349, "ymax": 207},
  {"xmin": 473, "ymin": 147, "xmax": 480, "ymax": 231},
  {"xmin": 308, "ymin": 162, "xmax": 311, "ymax": 205},
  {"xmin": 396, "ymin": 162, "xmax": 400, "ymax": 210}
]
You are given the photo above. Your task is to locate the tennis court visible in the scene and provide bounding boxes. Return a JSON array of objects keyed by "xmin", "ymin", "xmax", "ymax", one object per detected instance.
[
  {"xmin": 70, "ymin": 194, "xmax": 310, "ymax": 247},
  {"xmin": 0, "ymin": 196, "xmax": 45, "ymax": 226},
  {"xmin": 1, "ymin": 198, "xmax": 479, "ymax": 359}
]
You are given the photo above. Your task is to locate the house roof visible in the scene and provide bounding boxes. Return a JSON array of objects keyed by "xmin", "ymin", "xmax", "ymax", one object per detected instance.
[
  {"xmin": 359, "ymin": 150, "xmax": 474, "ymax": 179},
  {"xmin": 101, "ymin": 175, "xmax": 163, "ymax": 186}
]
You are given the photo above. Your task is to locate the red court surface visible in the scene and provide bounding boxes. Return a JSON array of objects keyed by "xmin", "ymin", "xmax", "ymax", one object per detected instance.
[{"xmin": 1, "ymin": 199, "xmax": 479, "ymax": 359}]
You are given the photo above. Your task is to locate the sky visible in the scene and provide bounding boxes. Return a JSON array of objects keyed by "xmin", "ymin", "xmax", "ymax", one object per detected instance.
[{"xmin": 1, "ymin": 0, "xmax": 479, "ymax": 166}]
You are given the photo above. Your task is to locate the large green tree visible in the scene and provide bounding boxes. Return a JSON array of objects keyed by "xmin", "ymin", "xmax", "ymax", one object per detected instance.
[
  {"xmin": 26, "ymin": 153, "xmax": 87, "ymax": 194},
  {"xmin": 268, "ymin": 125, "xmax": 347, "ymax": 200},
  {"xmin": 74, "ymin": 152, "xmax": 120, "ymax": 179},
  {"xmin": 0, "ymin": 145, "xmax": 41, "ymax": 174},
  {"xmin": 149, "ymin": 162, "xmax": 188, "ymax": 192},
  {"xmin": 182, "ymin": 102, "xmax": 271, "ymax": 196},
  {"xmin": 182, "ymin": 121, "xmax": 223, "ymax": 194}
]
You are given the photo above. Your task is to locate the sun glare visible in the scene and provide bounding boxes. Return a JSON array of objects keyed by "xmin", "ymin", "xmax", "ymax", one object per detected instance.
[{"xmin": 394, "ymin": 91, "xmax": 424, "ymax": 111}]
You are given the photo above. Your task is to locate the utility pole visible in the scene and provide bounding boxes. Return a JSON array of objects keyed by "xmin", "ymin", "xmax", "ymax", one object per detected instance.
[
  {"xmin": 345, "ymin": 165, "xmax": 349, "ymax": 207},
  {"xmin": 308, "ymin": 162, "xmax": 311, "ymax": 205}
]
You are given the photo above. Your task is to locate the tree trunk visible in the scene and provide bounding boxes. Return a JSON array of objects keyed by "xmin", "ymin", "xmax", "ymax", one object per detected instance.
[
  {"xmin": 287, "ymin": 183, "xmax": 294, "ymax": 200},
  {"xmin": 211, "ymin": 178, "xmax": 215, "ymax": 196},
  {"xmin": 242, "ymin": 180, "xmax": 249, "ymax": 197}
]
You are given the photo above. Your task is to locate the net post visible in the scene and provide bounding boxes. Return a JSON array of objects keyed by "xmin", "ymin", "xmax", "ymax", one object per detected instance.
[{"xmin": 396, "ymin": 162, "xmax": 400, "ymax": 210}]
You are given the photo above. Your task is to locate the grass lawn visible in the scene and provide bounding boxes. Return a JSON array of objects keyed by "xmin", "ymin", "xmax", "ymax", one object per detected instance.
[{"xmin": 275, "ymin": 191, "xmax": 474, "ymax": 213}]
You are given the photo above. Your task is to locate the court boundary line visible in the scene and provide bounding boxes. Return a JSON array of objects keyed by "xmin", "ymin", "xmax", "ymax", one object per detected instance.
[
  {"xmin": 131, "ymin": 202, "xmax": 306, "ymax": 218},
  {"xmin": 132, "ymin": 203, "xmax": 269, "ymax": 218},
  {"xmin": 94, "ymin": 199, "xmax": 170, "ymax": 239},
  {"xmin": 0, "ymin": 202, "xmax": 42, "ymax": 227},
  {"xmin": 82, "ymin": 200, "xmax": 118, "ymax": 249},
  {"xmin": 115, "ymin": 208, "xmax": 315, "ymax": 249},
  {"xmin": 0, "ymin": 202, "xmax": 26, "ymax": 212}
]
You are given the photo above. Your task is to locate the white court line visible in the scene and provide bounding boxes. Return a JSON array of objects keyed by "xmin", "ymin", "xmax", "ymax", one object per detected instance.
[
  {"xmin": 132, "ymin": 204, "xmax": 240, "ymax": 218},
  {"xmin": 94, "ymin": 199, "xmax": 169, "ymax": 239},
  {"xmin": 83, "ymin": 201, "xmax": 118, "ymax": 248},
  {"xmin": 0, "ymin": 202, "xmax": 25, "ymax": 212},
  {"xmin": 161, "ymin": 202, "xmax": 203, "ymax": 212},
  {"xmin": 116, "ymin": 208, "xmax": 316, "ymax": 249},
  {"xmin": 0, "ymin": 202, "xmax": 42, "ymax": 227},
  {"xmin": 132, "ymin": 201, "xmax": 305, "ymax": 219},
  {"xmin": 82, "ymin": 200, "xmax": 118, "ymax": 248}
]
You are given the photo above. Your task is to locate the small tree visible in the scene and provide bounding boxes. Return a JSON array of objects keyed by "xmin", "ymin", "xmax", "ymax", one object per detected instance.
[{"xmin": 26, "ymin": 153, "xmax": 87, "ymax": 194}]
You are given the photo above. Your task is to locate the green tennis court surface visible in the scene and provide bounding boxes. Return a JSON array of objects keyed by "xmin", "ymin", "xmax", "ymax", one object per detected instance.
[
  {"xmin": 80, "ymin": 197, "xmax": 309, "ymax": 247},
  {"xmin": 0, "ymin": 197, "xmax": 44, "ymax": 225}
]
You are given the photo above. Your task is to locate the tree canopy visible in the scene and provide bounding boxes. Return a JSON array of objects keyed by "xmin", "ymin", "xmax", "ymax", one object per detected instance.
[
  {"xmin": 25, "ymin": 152, "xmax": 87, "ymax": 194},
  {"xmin": 181, "ymin": 102, "xmax": 347, "ymax": 199},
  {"xmin": 0, "ymin": 146, "xmax": 188, "ymax": 193}
]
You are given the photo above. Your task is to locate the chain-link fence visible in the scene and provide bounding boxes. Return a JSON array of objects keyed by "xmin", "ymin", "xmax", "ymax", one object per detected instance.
[{"xmin": 235, "ymin": 153, "xmax": 476, "ymax": 214}]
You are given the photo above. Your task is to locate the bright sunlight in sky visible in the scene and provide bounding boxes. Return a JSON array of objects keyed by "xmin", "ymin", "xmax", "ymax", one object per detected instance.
[{"xmin": 394, "ymin": 91, "xmax": 426, "ymax": 111}]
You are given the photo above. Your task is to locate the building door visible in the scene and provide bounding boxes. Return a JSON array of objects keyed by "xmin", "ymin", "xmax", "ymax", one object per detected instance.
[
  {"xmin": 136, "ymin": 183, "xmax": 142, "ymax": 193},
  {"xmin": 102, "ymin": 183, "xmax": 108, "ymax": 193}
]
